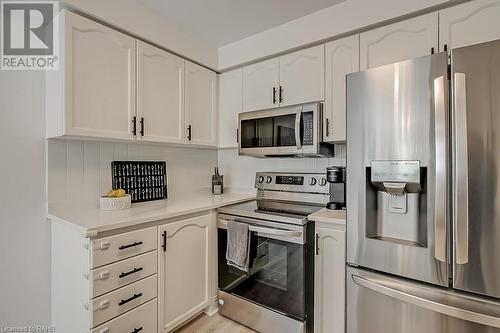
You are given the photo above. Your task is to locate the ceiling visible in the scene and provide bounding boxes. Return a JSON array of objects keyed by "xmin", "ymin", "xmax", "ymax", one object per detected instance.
[{"xmin": 138, "ymin": 0, "xmax": 346, "ymax": 47}]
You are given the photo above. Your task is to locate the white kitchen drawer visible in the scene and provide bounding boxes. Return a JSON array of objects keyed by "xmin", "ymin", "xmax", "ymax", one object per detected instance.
[
  {"xmin": 92, "ymin": 251, "xmax": 157, "ymax": 298},
  {"xmin": 91, "ymin": 274, "xmax": 157, "ymax": 327},
  {"xmin": 92, "ymin": 227, "xmax": 157, "ymax": 268},
  {"xmin": 92, "ymin": 298, "xmax": 157, "ymax": 333}
]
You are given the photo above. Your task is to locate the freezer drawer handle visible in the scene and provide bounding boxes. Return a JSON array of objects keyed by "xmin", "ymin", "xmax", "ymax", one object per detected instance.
[
  {"xmin": 454, "ymin": 72, "xmax": 469, "ymax": 265},
  {"xmin": 118, "ymin": 241, "xmax": 143, "ymax": 250},
  {"xmin": 119, "ymin": 267, "xmax": 143, "ymax": 278},
  {"xmin": 118, "ymin": 293, "xmax": 143, "ymax": 306},
  {"xmin": 352, "ymin": 274, "xmax": 500, "ymax": 328}
]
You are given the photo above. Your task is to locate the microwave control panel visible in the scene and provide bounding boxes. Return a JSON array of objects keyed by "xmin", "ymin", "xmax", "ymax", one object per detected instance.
[{"xmin": 302, "ymin": 112, "xmax": 314, "ymax": 146}]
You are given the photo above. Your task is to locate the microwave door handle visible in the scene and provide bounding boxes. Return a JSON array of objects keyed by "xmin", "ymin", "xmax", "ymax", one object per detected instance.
[
  {"xmin": 295, "ymin": 110, "xmax": 302, "ymax": 150},
  {"xmin": 433, "ymin": 76, "xmax": 447, "ymax": 263}
]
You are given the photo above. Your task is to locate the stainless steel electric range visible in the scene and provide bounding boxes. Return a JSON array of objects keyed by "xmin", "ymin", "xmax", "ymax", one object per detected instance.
[{"xmin": 217, "ymin": 172, "xmax": 329, "ymax": 333}]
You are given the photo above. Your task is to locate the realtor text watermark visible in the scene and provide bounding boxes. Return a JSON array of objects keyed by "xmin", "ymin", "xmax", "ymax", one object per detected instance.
[{"xmin": 1, "ymin": 1, "xmax": 59, "ymax": 70}]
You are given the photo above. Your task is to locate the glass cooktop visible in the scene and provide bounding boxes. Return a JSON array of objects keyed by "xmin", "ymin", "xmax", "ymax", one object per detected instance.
[{"xmin": 218, "ymin": 199, "xmax": 323, "ymax": 225}]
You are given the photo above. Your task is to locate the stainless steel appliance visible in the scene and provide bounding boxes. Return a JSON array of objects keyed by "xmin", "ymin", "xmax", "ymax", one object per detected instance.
[
  {"xmin": 346, "ymin": 39, "xmax": 500, "ymax": 332},
  {"xmin": 217, "ymin": 172, "xmax": 329, "ymax": 333},
  {"xmin": 238, "ymin": 103, "xmax": 334, "ymax": 157},
  {"xmin": 326, "ymin": 166, "xmax": 346, "ymax": 210}
]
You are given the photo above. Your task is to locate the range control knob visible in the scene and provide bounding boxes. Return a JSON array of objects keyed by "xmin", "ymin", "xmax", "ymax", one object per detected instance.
[
  {"xmin": 266, "ymin": 176, "xmax": 273, "ymax": 184},
  {"xmin": 258, "ymin": 176, "xmax": 265, "ymax": 183},
  {"xmin": 319, "ymin": 178, "xmax": 328, "ymax": 186},
  {"xmin": 309, "ymin": 177, "xmax": 317, "ymax": 186}
]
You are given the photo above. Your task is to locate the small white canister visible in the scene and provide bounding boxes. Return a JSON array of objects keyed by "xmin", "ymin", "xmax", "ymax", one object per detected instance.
[{"xmin": 100, "ymin": 194, "xmax": 132, "ymax": 211}]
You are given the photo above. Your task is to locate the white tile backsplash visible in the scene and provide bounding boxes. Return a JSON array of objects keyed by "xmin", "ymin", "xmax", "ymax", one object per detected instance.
[
  {"xmin": 47, "ymin": 139, "xmax": 218, "ymax": 203},
  {"xmin": 217, "ymin": 144, "xmax": 346, "ymax": 190}
]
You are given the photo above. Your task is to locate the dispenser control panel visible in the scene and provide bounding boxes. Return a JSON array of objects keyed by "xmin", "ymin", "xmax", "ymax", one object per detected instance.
[{"xmin": 371, "ymin": 160, "xmax": 420, "ymax": 183}]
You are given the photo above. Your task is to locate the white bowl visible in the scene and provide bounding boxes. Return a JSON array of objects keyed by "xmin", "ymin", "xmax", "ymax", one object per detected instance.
[{"xmin": 100, "ymin": 194, "xmax": 132, "ymax": 211}]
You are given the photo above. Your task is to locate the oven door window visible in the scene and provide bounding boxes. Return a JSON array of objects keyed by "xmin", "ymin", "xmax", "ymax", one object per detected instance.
[
  {"xmin": 218, "ymin": 228, "xmax": 305, "ymax": 320},
  {"xmin": 240, "ymin": 114, "xmax": 297, "ymax": 149}
]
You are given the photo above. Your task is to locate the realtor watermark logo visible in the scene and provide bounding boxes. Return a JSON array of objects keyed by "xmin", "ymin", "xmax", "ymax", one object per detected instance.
[{"xmin": 1, "ymin": 1, "xmax": 59, "ymax": 70}]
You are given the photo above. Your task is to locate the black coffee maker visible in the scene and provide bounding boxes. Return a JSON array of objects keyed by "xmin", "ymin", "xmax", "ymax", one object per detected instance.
[{"xmin": 326, "ymin": 166, "xmax": 346, "ymax": 210}]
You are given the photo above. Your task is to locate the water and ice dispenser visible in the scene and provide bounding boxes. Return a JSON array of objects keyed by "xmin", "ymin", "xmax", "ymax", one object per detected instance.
[{"xmin": 365, "ymin": 161, "xmax": 427, "ymax": 246}]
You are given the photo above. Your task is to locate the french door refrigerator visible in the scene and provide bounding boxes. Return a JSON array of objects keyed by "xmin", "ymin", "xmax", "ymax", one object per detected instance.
[{"xmin": 346, "ymin": 39, "xmax": 500, "ymax": 332}]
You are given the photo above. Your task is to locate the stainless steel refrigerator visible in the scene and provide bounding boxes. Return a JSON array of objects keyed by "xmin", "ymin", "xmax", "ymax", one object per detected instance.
[{"xmin": 346, "ymin": 39, "xmax": 500, "ymax": 332}]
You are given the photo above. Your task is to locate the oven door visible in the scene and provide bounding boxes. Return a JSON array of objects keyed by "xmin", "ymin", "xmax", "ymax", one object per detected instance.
[
  {"xmin": 238, "ymin": 103, "xmax": 321, "ymax": 157},
  {"xmin": 217, "ymin": 215, "xmax": 307, "ymax": 320}
]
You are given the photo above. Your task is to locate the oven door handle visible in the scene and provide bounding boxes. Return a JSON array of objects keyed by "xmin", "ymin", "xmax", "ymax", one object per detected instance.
[
  {"xmin": 250, "ymin": 225, "xmax": 302, "ymax": 238},
  {"xmin": 217, "ymin": 218, "xmax": 304, "ymax": 244},
  {"xmin": 295, "ymin": 110, "xmax": 302, "ymax": 151}
]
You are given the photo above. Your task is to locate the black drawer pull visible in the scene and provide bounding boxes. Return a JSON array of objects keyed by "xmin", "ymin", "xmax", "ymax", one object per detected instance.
[
  {"xmin": 119, "ymin": 267, "xmax": 143, "ymax": 278},
  {"xmin": 118, "ymin": 241, "xmax": 143, "ymax": 250},
  {"xmin": 132, "ymin": 327, "xmax": 143, "ymax": 333},
  {"xmin": 118, "ymin": 293, "xmax": 143, "ymax": 306}
]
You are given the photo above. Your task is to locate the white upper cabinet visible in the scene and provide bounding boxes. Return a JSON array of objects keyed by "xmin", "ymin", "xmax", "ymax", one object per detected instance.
[
  {"xmin": 324, "ymin": 36, "xmax": 359, "ymax": 143},
  {"xmin": 314, "ymin": 226, "xmax": 346, "ymax": 333},
  {"xmin": 47, "ymin": 11, "xmax": 135, "ymax": 140},
  {"xmin": 360, "ymin": 13, "xmax": 438, "ymax": 70},
  {"xmin": 242, "ymin": 46, "xmax": 325, "ymax": 111},
  {"xmin": 158, "ymin": 213, "xmax": 211, "ymax": 332},
  {"xmin": 185, "ymin": 61, "xmax": 218, "ymax": 146},
  {"xmin": 218, "ymin": 69, "xmax": 243, "ymax": 148},
  {"xmin": 279, "ymin": 45, "xmax": 325, "ymax": 107},
  {"xmin": 440, "ymin": 0, "xmax": 500, "ymax": 51},
  {"xmin": 242, "ymin": 58, "xmax": 280, "ymax": 112},
  {"xmin": 137, "ymin": 41, "xmax": 185, "ymax": 143}
]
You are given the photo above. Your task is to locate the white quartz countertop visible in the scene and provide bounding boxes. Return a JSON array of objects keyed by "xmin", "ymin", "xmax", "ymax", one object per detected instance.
[
  {"xmin": 308, "ymin": 208, "xmax": 346, "ymax": 226},
  {"xmin": 48, "ymin": 189, "xmax": 255, "ymax": 237}
]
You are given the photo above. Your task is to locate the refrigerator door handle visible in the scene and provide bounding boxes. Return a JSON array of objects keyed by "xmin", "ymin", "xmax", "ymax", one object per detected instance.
[
  {"xmin": 454, "ymin": 72, "xmax": 469, "ymax": 265},
  {"xmin": 433, "ymin": 76, "xmax": 447, "ymax": 263},
  {"xmin": 352, "ymin": 274, "xmax": 500, "ymax": 328}
]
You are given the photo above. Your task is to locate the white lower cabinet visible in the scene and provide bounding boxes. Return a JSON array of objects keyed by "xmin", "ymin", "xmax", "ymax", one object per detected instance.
[
  {"xmin": 314, "ymin": 225, "xmax": 346, "ymax": 333},
  {"xmin": 158, "ymin": 213, "xmax": 213, "ymax": 332}
]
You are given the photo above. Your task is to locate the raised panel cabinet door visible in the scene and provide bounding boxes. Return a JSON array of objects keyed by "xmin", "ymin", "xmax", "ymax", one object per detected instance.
[
  {"xmin": 360, "ymin": 12, "xmax": 438, "ymax": 70},
  {"xmin": 158, "ymin": 213, "xmax": 211, "ymax": 332},
  {"xmin": 314, "ymin": 226, "xmax": 346, "ymax": 333},
  {"xmin": 137, "ymin": 41, "xmax": 185, "ymax": 143},
  {"xmin": 218, "ymin": 69, "xmax": 243, "ymax": 148},
  {"xmin": 279, "ymin": 45, "xmax": 325, "ymax": 107},
  {"xmin": 324, "ymin": 36, "xmax": 359, "ymax": 143},
  {"xmin": 440, "ymin": 0, "xmax": 500, "ymax": 51},
  {"xmin": 242, "ymin": 58, "xmax": 280, "ymax": 112},
  {"xmin": 65, "ymin": 11, "xmax": 135, "ymax": 140},
  {"xmin": 185, "ymin": 61, "xmax": 217, "ymax": 146}
]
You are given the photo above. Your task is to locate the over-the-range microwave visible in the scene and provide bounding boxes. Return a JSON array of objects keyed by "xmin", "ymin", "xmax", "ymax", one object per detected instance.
[{"xmin": 238, "ymin": 102, "xmax": 334, "ymax": 157}]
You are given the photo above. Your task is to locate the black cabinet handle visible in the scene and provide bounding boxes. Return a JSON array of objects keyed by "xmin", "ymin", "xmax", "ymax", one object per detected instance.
[
  {"xmin": 316, "ymin": 234, "xmax": 320, "ymax": 255},
  {"xmin": 279, "ymin": 86, "xmax": 283, "ymax": 103},
  {"xmin": 273, "ymin": 87, "xmax": 277, "ymax": 104},
  {"xmin": 431, "ymin": 47, "xmax": 435, "ymax": 54},
  {"xmin": 187, "ymin": 125, "xmax": 192, "ymax": 141},
  {"xmin": 326, "ymin": 118, "xmax": 330, "ymax": 137},
  {"xmin": 119, "ymin": 267, "xmax": 143, "ymax": 278},
  {"xmin": 139, "ymin": 117, "xmax": 145, "ymax": 136},
  {"xmin": 162, "ymin": 231, "xmax": 167, "ymax": 252},
  {"xmin": 132, "ymin": 116, "xmax": 137, "ymax": 136},
  {"xmin": 132, "ymin": 327, "xmax": 143, "ymax": 333},
  {"xmin": 118, "ymin": 293, "xmax": 143, "ymax": 306},
  {"xmin": 118, "ymin": 241, "xmax": 143, "ymax": 250}
]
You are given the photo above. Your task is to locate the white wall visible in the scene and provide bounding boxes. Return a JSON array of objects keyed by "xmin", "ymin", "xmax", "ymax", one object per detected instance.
[
  {"xmin": 62, "ymin": 0, "xmax": 219, "ymax": 69},
  {"xmin": 218, "ymin": 145, "xmax": 346, "ymax": 190},
  {"xmin": 218, "ymin": 0, "xmax": 453, "ymax": 69},
  {"xmin": 0, "ymin": 72, "xmax": 50, "ymax": 325},
  {"xmin": 48, "ymin": 140, "xmax": 218, "ymax": 203}
]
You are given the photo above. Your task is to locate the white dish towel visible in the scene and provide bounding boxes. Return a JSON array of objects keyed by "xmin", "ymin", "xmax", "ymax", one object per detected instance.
[{"xmin": 226, "ymin": 221, "xmax": 250, "ymax": 272}]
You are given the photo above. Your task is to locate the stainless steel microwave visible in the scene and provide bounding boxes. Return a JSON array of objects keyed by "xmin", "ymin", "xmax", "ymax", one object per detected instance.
[{"xmin": 238, "ymin": 103, "xmax": 334, "ymax": 157}]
